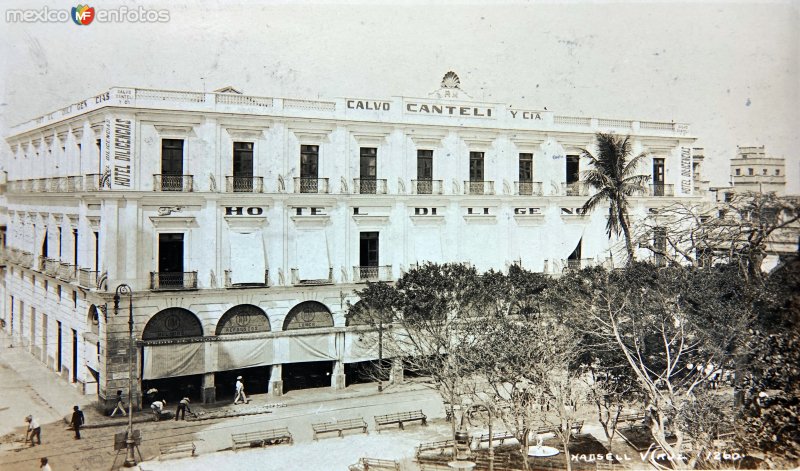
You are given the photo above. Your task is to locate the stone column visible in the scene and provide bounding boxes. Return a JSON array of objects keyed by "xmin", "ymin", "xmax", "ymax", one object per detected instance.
[
  {"xmin": 202, "ymin": 373, "xmax": 216, "ymax": 404},
  {"xmin": 269, "ymin": 364, "xmax": 283, "ymax": 397},
  {"xmin": 389, "ymin": 357, "xmax": 404, "ymax": 385},
  {"xmin": 331, "ymin": 360, "xmax": 346, "ymax": 390}
]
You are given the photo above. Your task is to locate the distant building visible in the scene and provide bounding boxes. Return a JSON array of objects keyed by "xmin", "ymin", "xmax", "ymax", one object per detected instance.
[{"xmin": 731, "ymin": 145, "xmax": 786, "ymax": 195}]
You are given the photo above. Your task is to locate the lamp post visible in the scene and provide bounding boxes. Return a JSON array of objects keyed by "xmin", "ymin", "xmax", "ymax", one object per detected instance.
[{"xmin": 113, "ymin": 284, "xmax": 136, "ymax": 468}]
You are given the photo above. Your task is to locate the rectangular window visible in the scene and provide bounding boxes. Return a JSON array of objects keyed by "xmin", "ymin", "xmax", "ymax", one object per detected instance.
[
  {"xmin": 56, "ymin": 320, "xmax": 62, "ymax": 372},
  {"xmin": 566, "ymin": 155, "xmax": 580, "ymax": 184},
  {"xmin": 519, "ymin": 153, "xmax": 533, "ymax": 182},
  {"xmin": 158, "ymin": 233, "xmax": 185, "ymax": 288},
  {"xmin": 57, "ymin": 284, "xmax": 62, "ymax": 301},
  {"xmin": 233, "ymin": 141, "xmax": 254, "ymax": 175},
  {"xmin": 72, "ymin": 290, "xmax": 77, "ymax": 309},
  {"xmin": 96, "ymin": 139, "xmax": 102, "ymax": 174},
  {"xmin": 360, "ymin": 147, "xmax": 377, "ymax": 194},
  {"xmin": 359, "ymin": 232, "xmax": 379, "ymax": 280},
  {"xmin": 762, "ymin": 169, "xmax": 768, "ymax": 175},
  {"xmin": 748, "ymin": 168, "xmax": 754, "ymax": 176},
  {"xmin": 300, "ymin": 145, "xmax": 319, "ymax": 193},
  {"xmin": 776, "ymin": 169, "xmax": 781, "ymax": 176},
  {"xmin": 469, "ymin": 152, "xmax": 484, "ymax": 181},
  {"xmin": 417, "ymin": 150, "xmax": 433, "ymax": 194},
  {"xmin": 94, "ymin": 231, "xmax": 100, "ymax": 272},
  {"xmin": 58, "ymin": 228, "xmax": 62, "ymax": 258},
  {"xmin": 161, "ymin": 139, "xmax": 184, "ymax": 190},
  {"xmin": 73, "ymin": 229, "xmax": 78, "ymax": 266},
  {"xmin": 735, "ymin": 168, "xmax": 741, "ymax": 176},
  {"xmin": 654, "ymin": 227, "xmax": 667, "ymax": 267}
]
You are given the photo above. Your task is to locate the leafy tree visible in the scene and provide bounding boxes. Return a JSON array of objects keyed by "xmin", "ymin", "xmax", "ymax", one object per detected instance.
[{"xmin": 581, "ymin": 133, "xmax": 650, "ymax": 264}]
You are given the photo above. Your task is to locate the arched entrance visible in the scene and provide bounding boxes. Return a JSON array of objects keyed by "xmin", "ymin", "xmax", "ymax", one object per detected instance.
[
  {"xmin": 281, "ymin": 301, "xmax": 336, "ymax": 392},
  {"xmin": 141, "ymin": 308, "xmax": 204, "ymax": 403},
  {"xmin": 214, "ymin": 304, "xmax": 272, "ymax": 399}
]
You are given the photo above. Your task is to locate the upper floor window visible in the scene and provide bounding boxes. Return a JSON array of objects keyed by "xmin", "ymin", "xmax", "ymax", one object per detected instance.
[
  {"xmin": 469, "ymin": 152, "xmax": 484, "ymax": 181},
  {"xmin": 300, "ymin": 145, "xmax": 319, "ymax": 178},
  {"xmin": 735, "ymin": 168, "xmax": 741, "ymax": 176},
  {"xmin": 519, "ymin": 153, "xmax": 533, "ymax": 182},
  {"xmin": 748, "ymin": 168, "xmax": 754, "ymax": 176},
  {"xmin": 775, "ymin": 169, "xmax": 781, "ymax": 176},
  {"xmin": 161, "ymin": 139, "xmax": 184, "ymax": 175},
  {"xmin": 762, "ymin": 169, "xmax": 768, "ymax": 175},
  {"xmin": 232, "ymin": 142, "xmax": 254, "ymax": 177}
]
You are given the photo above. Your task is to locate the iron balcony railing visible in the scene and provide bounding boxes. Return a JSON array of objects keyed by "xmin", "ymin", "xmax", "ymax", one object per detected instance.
[
  {"xmin": 562, "ymin": 182, "xmax": 588, "ymax": 196},
  {"xmin": 44, "ymin": 258, "xmax": 59, "ymax": 276},
  {"xmin": 649, "ymin": 184, "xmax": 675, "ymax": 197},
  {"xmin": 464, "ymin": 180, "xmax": 495, "ymax": 195},
  {"xmin": 353, "ymin": 178, "xmax": 387, "ymax": 195},
  {"xmin": 224, "ymin": 269, "xmax": 269, "ymax": 288},
  {"xmin": 225, "ymin": 176, "xmax": 264, "ymax": 193},
  {"xmin": 58, "ymin": 262, "xmax": 77, "ymax": 281},
  {"xmin": 150, "ymin": 271, "xmax": 198, "ymax": 290},
  {"xmin": 290, "ymin": 267, "xmax": 333, "ymax": 285},
  {"xmin": 294, "ymin": 177, "xmax": 329, "ymax": 194},
  {"xmin": 154, "ymin": 174, "xmax": 194, "ymax": 192},
  {"xmin": 411, "ymin": 179, "xmax": 443, "ymax": 195},
  {"xmin": 352, "ymin": 265, "xmax": 392, "ymax": 282},
  {"xmin": 78, "ymin": 268, "xmax": 100, "ymax": 289},
  {"xmin": 515, "ymin": 181, "xmax": 544, "ymax": 196},
  {"xmin": 563, "ymin": 258, "xmax": 598, "ymax": 271},
  {"xmin": 84, "ymin": 174, "xmax": 103, "ymax": 191}
]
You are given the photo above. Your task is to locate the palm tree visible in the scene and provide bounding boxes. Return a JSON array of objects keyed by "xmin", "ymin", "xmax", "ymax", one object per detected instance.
[{"xmin": 581, "ymin": 133, "xmax": 650, "ymax": 264}]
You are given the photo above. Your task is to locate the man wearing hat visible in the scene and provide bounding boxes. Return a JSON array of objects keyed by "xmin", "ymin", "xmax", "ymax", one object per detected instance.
[
  {"xmin": 175, "ymin": 397, "xmax": 191, "ymax": 421},
  {"xmin": 25, "ymin": 415, "xmax": 41, "ymax": 445},
  {"xmin": 233, "ymin": 376, "xmax": 247, "ymax": 404}
]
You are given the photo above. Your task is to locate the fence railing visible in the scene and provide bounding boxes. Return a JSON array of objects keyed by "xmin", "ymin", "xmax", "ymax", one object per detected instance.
[
  {"xmin": 352, "ymin": 265, "xmax": 392, "ymax": 282},
  {"xmin": 44, "ymin": 258, "xmax": 59, "ymax": 276},
  {"xmin": 224, "ymin": 269, "xmax": 269, "ymax": 287},
  {"xmin": 150, "ymin": 271, "xmax": 198, "ymax": 290},
  {"xmin": 562, "ymin": 182, "xmax": 588, "ymax": 196},
  {"xmin": 78, "ymin": 269, "xmax": 99, "ymax": 289},
  {"xmin": 153, "ymin": 174, "xmax": 193, "ymax": 192},
  {"xmin": 290, "ymin": 267, "xmax": 333, "ymax": 285},
  {"xmin": 649, "ymin": 184, "xmax": 675, "ymax": 197},
  {"xmin": 293, "ymin": 177, "xmax": 329, "ymax": 194},
  {"xmin": 464, "ymin": 180, "xmax": 495, "ymax": 195},
  {"xmin": 225, "ymin": 176, "xmax": 264, "ymax": 193},
  {"xmin": 515, "ymin": 181, "xmax": 544, "ymax": 196},
  {"xmin": 58, "ymin": 262, "xmax": 77, "ymax": 281},
  {"xmin": 411, "ymin": 179, "xmax": 443, "ymax": 195},
  {"xmin": 353, "ymin": 178, "xmax": 387, "ymax": 195}
]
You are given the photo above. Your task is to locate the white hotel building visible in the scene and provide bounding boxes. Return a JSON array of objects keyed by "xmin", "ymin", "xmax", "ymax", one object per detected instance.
[{"xmin": 0, "ymin": 73, "xmax": 700, "ymax": 410}]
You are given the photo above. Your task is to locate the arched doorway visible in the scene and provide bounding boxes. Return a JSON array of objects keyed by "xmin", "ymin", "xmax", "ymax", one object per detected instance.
[
  {"xmin": 214, "ymin": 304, "xmax": 272, "ymax": 399},
  {"xmin": 281, "ymin": 301, "xmax": 336, "ymax": 392},
  {"xmin": 141, "ymin": 308, "xmax": 204, "ymax": 403}
]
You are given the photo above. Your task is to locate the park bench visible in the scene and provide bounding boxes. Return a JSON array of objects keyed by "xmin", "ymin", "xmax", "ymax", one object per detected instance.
[
  {"xmin": 375, "ymin": 409, "xmax": 427, "ymax": 430},
  {"xmin": 348, "ymin": 457, "xmax": 400, "ymax": 471},
  {"xmin": 471, "ymin": 430, "xmax": 516, "ymax": 449},
  {"xmin": 416, "ymin": 439, "xmax": 455, "ymax": 458},
  {"xmin": 617, "ymin": 412, "xmax": 646, "ymax": 424},
  {"xmin": 533, "ymin": 420, "xmax": 584, "ymax": 436},
  {"xmin": 231, "ymin": 427, "xmax": 293, "ymax": 450},
  {"xmin": 159, "ymin": 441, "xmax": 196, "ymax": 458},
  {"xmin": 312, "ymin": 417, "xmax": 368, "ymax": 440}
]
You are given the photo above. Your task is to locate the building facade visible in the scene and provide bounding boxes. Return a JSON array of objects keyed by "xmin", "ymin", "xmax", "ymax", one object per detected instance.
[
  {"xmin": 731, "ymin": 145, "xmax": 786, "ymax": 195},
  {"xmin": 0, "ymin": 73, "xmax": 700, "ymax": 410}
]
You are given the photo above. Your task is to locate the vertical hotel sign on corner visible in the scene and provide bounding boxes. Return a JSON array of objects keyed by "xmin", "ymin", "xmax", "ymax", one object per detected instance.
[
  {"xmin": 680, "ymin": 147, "xmax": 692, "ymax": 194},
  {"xmin": 113, "ymin": 118, "xmax": 133, "ymax": 188}
]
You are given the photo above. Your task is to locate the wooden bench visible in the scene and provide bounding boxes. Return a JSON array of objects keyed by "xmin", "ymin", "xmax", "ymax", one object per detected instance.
[
  {"xmin": 159, "ymin": 441, "xmax": 196, "ymax": 458},
  {"xmin": 617, "ymin": 412, "xmax": 646, "ymax": 424},
  {"xmin": 533, "ymin": 420, "xmax": 584, "ymax": 436},
  {"xmin": 312, "ymin": 417, "xmax": 368, "ymax": 440},
  {"xmin": 231, "ymin": 427, "xmax": 293, "ymax": 450},
  {"xmin": 472, "ymin": 430, "xmax": 516, "ymax": 449},
  {"xmin": 375, "ymin": 409, "xmax": 427, "ymax": 430},
  {"xmin": 416, "ymin": 439, "xmax": 455, "ymax": 458},
  {"xmin": 348, "ymin": 457, "xmax": 400, "ymax": 471}
]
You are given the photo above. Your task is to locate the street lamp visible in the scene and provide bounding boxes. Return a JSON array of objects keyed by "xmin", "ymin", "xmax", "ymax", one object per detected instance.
[{"xmin": 113, "ymin": 284, "xmax": 136, "ymax": 468}]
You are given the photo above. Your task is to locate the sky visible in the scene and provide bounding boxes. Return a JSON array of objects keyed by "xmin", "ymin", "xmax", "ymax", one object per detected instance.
[{"xmin": 1, "ymin": 0, "xmax": 798, "ymax": 193}]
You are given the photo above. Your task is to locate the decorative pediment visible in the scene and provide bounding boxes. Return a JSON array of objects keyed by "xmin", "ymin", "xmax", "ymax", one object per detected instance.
[
  {"xmin": 407, "ymin": 128, "xmax": 448, "ymax": 148},
  {"xmin": 86, "ymin": 216, "xmax": 101, "ymax": 229},
  {"xmin": 460, "ymin": 132, "xmax": 497, "ymax": 149},
  {"xmin": 290, "ymin": 215, "xmax": 331, "ymax": 228},
  {"xmin": 428, "ymin": 71, "xmax": 473, "ymax": 99},
  {"xmin": 224, "ymin": 216, "xmax": 268, "ymax": 229},
  {"xmin": 220, "ymin": 119, "xmax": 271, "ymax": 140},
  {"xmin": 510, "ymin": 134, "xmax": 546, "ymax": 152},
  {"xmin": 286, "ymin": 121, "xmax": 335, "ymax": 143},
  {"xmin": 71, "ymin": 126, "xmax": 85, "ymax": 140},
  {"xmin": 463, "ymin": 214, "xmax": 496, "ymax": 224},
  {"xmin": 149, "ymin": 216, "xmax": 197, "ymax": 228},
  {"xmin": 153, "ymin": 124, "xmax": 195, "ymax": 138},
  {"xmin": 352, "ymin": 215, "xmax": 391, "ymax": 227},
  {"xmin": 349, "ymin": 125, "xmax": 393, "ymax": 146}
]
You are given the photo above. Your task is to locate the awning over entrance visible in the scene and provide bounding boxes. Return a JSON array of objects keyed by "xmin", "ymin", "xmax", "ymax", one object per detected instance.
[
  {"xmin": 217, "ymin": 338, "xmax": 274, "ymax": 370},
  {"xmin": 143, "ymin": 343, "xmax": 204, "ymax": 379}
]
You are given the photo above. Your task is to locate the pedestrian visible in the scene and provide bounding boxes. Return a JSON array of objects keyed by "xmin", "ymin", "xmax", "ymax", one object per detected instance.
[
  {"xmin": 70, "ymin": 405, "xmax": 85, "ymax": 439},
  {"xmin": 150, "ymin": 399, "xmax": 166, "ymax": 421},
  {"xmin": 233, "ymin": 376, "xmax": 247, "ymax": 405},
  {"xmin": 25, "ymin": 415, "xmax": 41, "ymax": 446},
  {"xmin": 175, "ymin": 397, "xmax": 191, "ymax": 421},
  {"xmin": 110, "ymin": 390, "xmax": 127, "ymax": 417},
  {"xmin": 40, "ymin": 457, "xmax": 52, "ymax": 471}
]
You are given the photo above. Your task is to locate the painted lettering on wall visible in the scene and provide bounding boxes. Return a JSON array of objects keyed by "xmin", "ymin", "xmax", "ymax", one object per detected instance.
[
  {"xmin": 514, "ymin": 208, "xmax": 542, "ymax": 215},
  {"xmin": 225, "ymin": 207, "xmax": 264, "ymax": 216},
  {"xmin": 509, "ymin": 110, "xmax": 544, "ymax": 120},
  {"xmin": 294, "ymin": 207, "xmax": 327, "ymax": 216},
  {"xmin": 561, "ymin": 207, "xmax": 587, "ymax": 215},
  {"xmin": 680, "ymin": 147, "xmax": 692, "ymax": 194},
  {"xmin": 346, "ymin": 99, "xmax": 390, "ymax": 111},
  {"xmin": 112, "ymin": 118, "xmax": 132, "ymax": 188},
  {"xmin": 414, "ymin": 208, "xmax": 438, "ymax": 215},
  {"xmin": 466, "ymin": 208, "xmax": 491, "ymax": 215},
  {"xmin": 405, "ymin": 102, "xmax": 493, "ymax": 118}
]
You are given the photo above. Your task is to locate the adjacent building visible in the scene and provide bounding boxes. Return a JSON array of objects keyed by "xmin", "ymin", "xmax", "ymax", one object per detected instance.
[{"xmin": 0, "ymin": 73, "xmax": 701, "ymax": 410}]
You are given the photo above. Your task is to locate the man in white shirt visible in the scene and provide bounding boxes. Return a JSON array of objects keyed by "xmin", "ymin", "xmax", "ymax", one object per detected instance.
[
  {"xmin": 233, "ymin": 376, "xmax": 248, "ymax": 404},
  {"xmin": 25, "ymin": 415, "xmax": 41, "ymax": 446},
  {"xmin": 150, "ymin": 399, "xmax": 166, "ymax": 421}
]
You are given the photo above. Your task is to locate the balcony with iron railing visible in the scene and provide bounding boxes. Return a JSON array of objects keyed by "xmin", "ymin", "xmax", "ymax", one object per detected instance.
[
  {"xmin": 515, "ymin": 181, "xmax": 544, "ymax": 196},
  {"xmin": 411, "ymin": 179, "xmax": 443, "ymax": 195},
  {"xmin": 225, "ymin": 176, "xmax": 264, "ymax": 193},
  {"xmin": 224, "ymin": 269, "xmax": 269, "ymax": 288},
  {"xmin": 153, "ymin": 174, "xmax": 194, "ymax": 192},
  {"xmin": 464, "ymin": 180, "xmax": 495, "ymax": 195},
  {"xmin": 44, "ymin": 258, "xmax": 59, "ymax": 276},
  {"xmin": 563, "ymin": 258, "xmax": 597, "ymax": 271},
  {"xmin": 58, "ymin": 262, "xmax": 77, "ymax": 281},
  {"xmin": 294, "ymin": 177, "xmax": 329, "ymax": 194},
  {"xmin": 150, "ymin": 271, "xmax": 198, "ymax": 290},
  {"xmin": 290, "ymin": 267, "xmax": 333, "ymax": 285},
  {"xmin": 562, "ymin": 182, "xmax": 588, "ymax": 196},
  {"xmin": 353, "ymin": 178, "xmax": 387, "ymax": 195},
  {"xmin": 648, "ymin": 184, "xmax": 675, "ymax": 197},
  {"xmin": 78, "ymin": 268, "xmax": 100, "ymax": 288},
  {"xmin": 352, "ymin": 265, "xmax": 392, "ymax": 283}
]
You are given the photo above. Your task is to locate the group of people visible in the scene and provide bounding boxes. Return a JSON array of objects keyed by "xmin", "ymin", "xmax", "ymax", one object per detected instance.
[
  {"xmin": 150, "ymin": 396, "xmax": 194, "ymax": 421},
  {"xmin": 24, "ymin": 406, "xmax": 84, "ymax": 446}
]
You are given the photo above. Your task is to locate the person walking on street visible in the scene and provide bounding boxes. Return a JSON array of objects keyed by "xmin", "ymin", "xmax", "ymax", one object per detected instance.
[
  {"xmin": 40, "ymin": 457, "xmax": 52, "ymax": 471},
  {"xmin": 151, "ymin": 399, "xmax": 166, "ymax": 421},
  {"xmin": 175, "ymin": 397, "xmax": 191, "ymax": 421},
  {"xmin": 25, "ymin": 415, "xmax": 41, "ymax": 446},
  {"xmin": 70, "ymin": 406, "xmax": 85, "ymax": 439},
  {"xmin": 110, "ymin": 390, "xmax": 127, "ymax": 417},
  {"xmin": 233, "ymin": 376, "xmax": 247, "ymax": 404}
]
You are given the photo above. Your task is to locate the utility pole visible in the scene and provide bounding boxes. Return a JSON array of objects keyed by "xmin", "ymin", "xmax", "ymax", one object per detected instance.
[{"xmin": 113, "ymin": 284, "xmax": 136, "ymax": 467}]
